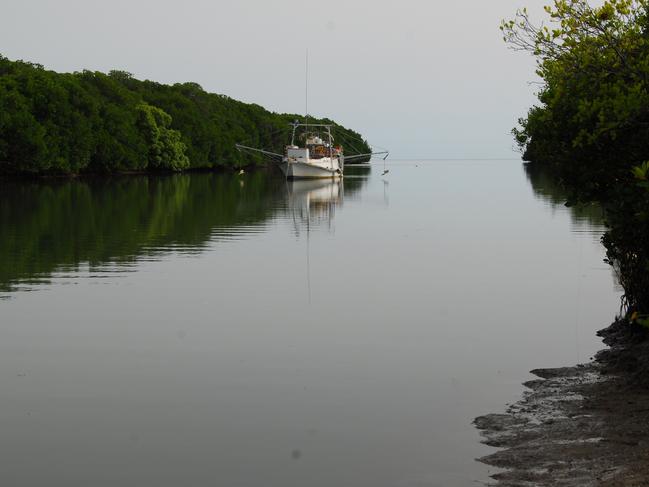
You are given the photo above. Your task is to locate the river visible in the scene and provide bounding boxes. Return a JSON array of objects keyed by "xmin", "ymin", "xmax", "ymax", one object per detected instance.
[{"xmin": 0, "ymin": 161, "xmax": 620, "ymax": 486}]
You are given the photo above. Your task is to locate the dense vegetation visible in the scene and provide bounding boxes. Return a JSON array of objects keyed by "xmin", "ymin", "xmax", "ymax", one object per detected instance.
[
  {"xmin": 0, "ymin": 55, "xmax": 370, "ymax": 175},
  {"xmin": 504, "ymin": 1, "xmax": 649, "ymax": 322}
]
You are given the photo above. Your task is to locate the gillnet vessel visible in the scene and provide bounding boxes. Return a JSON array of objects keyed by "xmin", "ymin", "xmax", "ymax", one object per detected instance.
[{"xmin": 236, "ymin": 122, "xmax": 386, "ymax": 180}]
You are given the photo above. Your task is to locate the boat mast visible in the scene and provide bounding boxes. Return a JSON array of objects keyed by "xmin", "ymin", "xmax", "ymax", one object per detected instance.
[
  {"xmin": 304, "ymin": 49, "xmax": 308, "ymax": 141},
  {"xmin": 291, "ymin": 121, "xmax": 297, "ymax": 146}
]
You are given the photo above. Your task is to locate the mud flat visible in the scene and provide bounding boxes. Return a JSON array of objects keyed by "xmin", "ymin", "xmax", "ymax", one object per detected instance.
[{"xmin": 475, "ymin": 319, "xmax": 649, "ymax": 486}]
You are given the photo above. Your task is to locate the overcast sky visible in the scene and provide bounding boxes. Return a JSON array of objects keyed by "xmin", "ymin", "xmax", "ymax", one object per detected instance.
[{"xmin": 1, "ymin": 0, "xmax": 546, "ymax": 158}]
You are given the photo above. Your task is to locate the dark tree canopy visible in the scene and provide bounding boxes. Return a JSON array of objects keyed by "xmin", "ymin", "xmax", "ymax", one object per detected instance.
[
  {"xmin": 0, "ymin": 55, "xmax": 371, "ymax": 175},
  {"xmin": 504, "ymin": 0, "xmax": 649, "ymax": 320}
]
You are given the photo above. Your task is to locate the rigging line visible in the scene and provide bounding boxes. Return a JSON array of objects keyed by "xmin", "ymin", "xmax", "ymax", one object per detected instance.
[
  {"xmin": 331, "ymin": 129, "xmax": 364, "ymax": 155},
  {"xmin": 371, "ymin": 143, "xmax": 390, "ymax": 153},
  {"xmin": 332, "ymin": 129, "xmax": 377, "ymax": 158},
  {"xmin": 236, "ymin": 125, "xmax": 291, "ymax": 149}
]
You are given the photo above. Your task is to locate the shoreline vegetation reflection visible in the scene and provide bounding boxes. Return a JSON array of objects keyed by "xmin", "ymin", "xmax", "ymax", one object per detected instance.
[
  {"xmin": 0, "ymin": 167, "xmax": 369, "ymax": 296},
  {"xmin": 523, "ymin": 162, "xmax": 605, "ymax": 230}
]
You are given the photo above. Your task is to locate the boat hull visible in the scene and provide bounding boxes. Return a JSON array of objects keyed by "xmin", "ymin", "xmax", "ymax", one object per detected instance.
[{"xmin": 280, "ymin": 161, "xmax": 342, "ymax": 179}]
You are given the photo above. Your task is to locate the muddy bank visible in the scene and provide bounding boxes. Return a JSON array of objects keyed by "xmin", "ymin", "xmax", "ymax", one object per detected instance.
[{"xmin": 475, "ymin": 319, "xmax": 649, "ymax": 486}]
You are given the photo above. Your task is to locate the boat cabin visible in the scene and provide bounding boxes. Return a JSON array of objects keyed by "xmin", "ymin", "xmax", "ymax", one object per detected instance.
[{"xmin": 285, "ymin": 134, "xmax": 342, "ymax": 161}]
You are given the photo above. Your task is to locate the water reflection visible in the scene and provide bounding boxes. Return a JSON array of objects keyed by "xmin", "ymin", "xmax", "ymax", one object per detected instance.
[
  {"xmin": 286, "ymin": 179, "xmax": 342, "ymax": 235},
  {"xmin": 523, "ymin": 162, "xmax": 605, "ymax": 230},
  {"xmin": 0, "ymin": 170, "xmax": 367, "ymax": 295},
  {"xmin": 0, "ymin": 161, "xmax": 621, "ymax": 487}
]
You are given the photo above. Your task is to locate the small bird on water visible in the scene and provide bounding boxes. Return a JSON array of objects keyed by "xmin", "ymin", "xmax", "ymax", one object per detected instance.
[{"xmin": 238, "ymin": 169, "xmax": 245, "ymax": 176}]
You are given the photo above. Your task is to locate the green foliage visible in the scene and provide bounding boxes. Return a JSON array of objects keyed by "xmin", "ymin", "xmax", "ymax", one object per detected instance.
[
  {"xmin": 135, "ymin": 103, "xmax": 189, "ymax": 171},
  {"xmin": 0, "ymin": 55, "xmax": 371, "ymax": 175},
  {"xmin": 631, "ymin": 161, "xmax": 649, "ymax": 180},
  {"xmin": 504, "ymin": 1, "xmax": 649, "ymax": 319},
  {"xmin": 504, "ymin": 0, "xmax": 649, "ymax": 197}
]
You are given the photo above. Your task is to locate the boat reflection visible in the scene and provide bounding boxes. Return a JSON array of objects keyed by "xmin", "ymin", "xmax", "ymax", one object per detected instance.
[
  {"xmin": 285, "ymin": 179, "xmax": 343, "ymax": 235},
  {"xmin": 283, "ymin": 178, "xmax": 345, "ymax": 303}
]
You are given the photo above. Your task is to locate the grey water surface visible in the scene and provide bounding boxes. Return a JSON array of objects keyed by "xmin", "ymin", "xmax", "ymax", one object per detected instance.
[{"xmin": 0, "ymin": 161, "xmax": 620, "ymax": 487}]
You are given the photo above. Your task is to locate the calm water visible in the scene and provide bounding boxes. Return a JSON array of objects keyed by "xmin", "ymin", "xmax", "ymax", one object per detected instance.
[{"xmin": 0, "ymin": 161, "xmax": 619, "ymax": 486}]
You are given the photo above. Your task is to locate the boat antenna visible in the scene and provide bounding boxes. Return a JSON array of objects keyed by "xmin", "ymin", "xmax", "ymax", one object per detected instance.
[{"xmin": 305, "ymin": 49, "xmax": 308, "ymax": 135}]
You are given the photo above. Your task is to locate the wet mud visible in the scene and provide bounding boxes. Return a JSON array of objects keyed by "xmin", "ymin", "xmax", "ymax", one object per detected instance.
[{"xmin": 475, "ymin": 320, "xmax": 649, "ymax": 486}]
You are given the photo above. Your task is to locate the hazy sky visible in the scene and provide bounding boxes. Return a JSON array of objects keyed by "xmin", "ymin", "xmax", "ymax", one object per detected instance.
[{"xmin": 1, "ymin": 0, "xmax": 546, "ymax": 158}]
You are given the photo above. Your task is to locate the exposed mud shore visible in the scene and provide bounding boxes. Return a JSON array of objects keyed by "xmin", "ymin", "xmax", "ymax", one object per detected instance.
[{"xmin": 475, "ymin": 319, "xmax": 649, "ymax": 486}]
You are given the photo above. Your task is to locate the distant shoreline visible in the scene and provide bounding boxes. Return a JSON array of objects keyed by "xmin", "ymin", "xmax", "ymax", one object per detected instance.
[
  {"xmin": 0, "ymin": 163, "xmax": 259, "ymax": 181},
  {"xmin": 0, "ymin": 55, "xmax": 371, "ymax": 177}
]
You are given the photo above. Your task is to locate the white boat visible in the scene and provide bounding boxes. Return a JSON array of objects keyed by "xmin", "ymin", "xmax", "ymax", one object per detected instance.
[
  {"xmin": 280, "ymin": 123, "xmax": 342, "ymax": 179},
  {"xmin": 236, "ymin": 122, "xmax": 386, "ymax": 180},
  {"xmin": 235, "ymin": 52, "xmax": 387, "ymax": 178}
]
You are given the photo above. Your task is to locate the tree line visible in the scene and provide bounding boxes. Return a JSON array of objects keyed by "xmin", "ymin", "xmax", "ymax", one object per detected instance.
[
  {"xmin": 504, "ymin": 0, "xmax": 649, "ymax": 322},
  {"xmin": 0, "ymin": 55, "xmax": 370, "ymax": 175}
]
